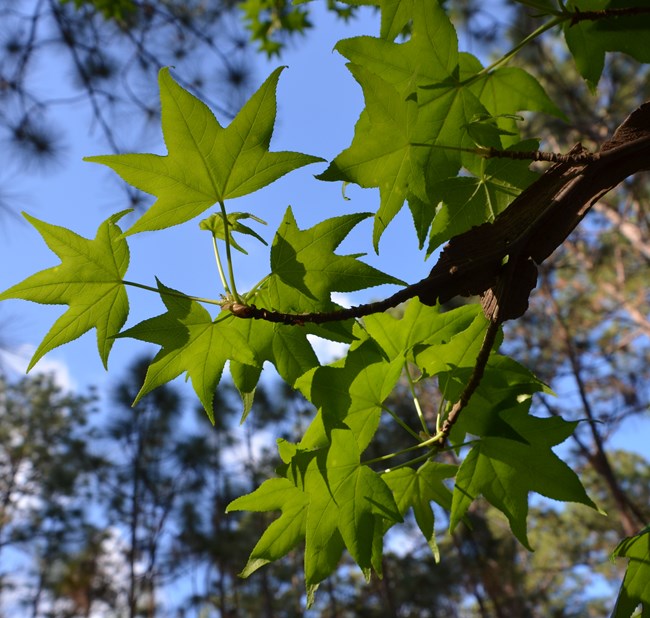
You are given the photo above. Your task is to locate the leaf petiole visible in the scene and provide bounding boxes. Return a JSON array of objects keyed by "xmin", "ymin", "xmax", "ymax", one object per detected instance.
[
  {"xmin": 219, "ymin": 200, "xmax": 242, "ymax": 303},
  {"xmin": 211, "ymin": 234, "xmax": 231, "ymax": 295},
  {"xmin": 405, "ymin": 362, "xmax": 429, "ymax": 436},
  {"xmin": 122, "ymin": 280, "xmax": 223, "ymax": 306},
  {"xmin": 381, "ymin": 403, "xmax": 422, "ymax": 441}
]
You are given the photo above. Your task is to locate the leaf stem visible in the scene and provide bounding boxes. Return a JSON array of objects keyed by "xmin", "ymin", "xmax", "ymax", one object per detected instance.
[
  {"xmin": 211, "ymin": 235, "xmax": 231, "ymax": 295},
  {"xmin": 362, "ymin": 430, "xmax": 446, "ymax": 467},
  {"xmin": 122, "ymin": 280, "xmax": 223, "ymax": 306},
  {"xmin": 405, "ymin": 362, "xmax": 429, "ymax": 436},
  {"xmin": 381, "ymin": 451, "xmax": 433, "ymax": 474},
  {"xmin": 219, "ymin": 200, "xmax": 241, "ymax": 303},
  {"xmin": 381, "ymin": 403, "xmax": 422, "ymax": 441},
  {"xmin": 465, "ymin": 15, "xmax": 565, "ymax": 82}
]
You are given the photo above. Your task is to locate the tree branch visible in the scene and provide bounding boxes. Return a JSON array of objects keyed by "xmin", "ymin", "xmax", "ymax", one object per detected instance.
[{"xmin": 231, "ymin": 102, "xmax": 650, "ymax": 327}]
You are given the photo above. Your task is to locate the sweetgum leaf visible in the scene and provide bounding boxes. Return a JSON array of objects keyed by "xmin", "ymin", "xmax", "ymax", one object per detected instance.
[
  {"xmin": 317, "ymin": 65, "xmax": 427, "ymax": 249},
  {"xmin": 117, "ymin": 280, "xmax": 256, "ymax": 420},
  {"xmin": 362, "ymin": 299, "xmax": 479, "ymax": 362},
  {"xmin": 199, "ymin": 212, "xmax": 267, "ymax": 255},
  {"xmin": 611, "ymin": 527, "xmax": 650, "ymax": 618},
  {"xmin": 379, "ymin": 0, "xmax": 414, "ymax": 40},
  {"xmin": 446, "ymin": 356, "xmax": 553, "ymax": 444},
  {"xmin": 564, "ymin": 0, "xmax": 650, "ymax": 88},
  {"xmin": 383, "ymin": 461, "xmax": 456, "ymax": 557},
  {"xmin": 228, "ymin": 310, "xmax": 320, "ymax": 419},
  {"xmin": 450, "ymin": 413, "xmax": 598, "ymax": 549},
  {"xmin": 461, "ymin": 53, "xmax": 566, "ymax": 132},
  {"xmin": 0, "ymin": 211, "xmax": 130, "ymax": 370},
  {"xmin": 335, "ymin": 0, "xmax": 458, "ymax": 95},
  {"xmin": 85, "ymin": 67, "xmax": 323, "ymax": 235},
  {"xmin": 248, "ymin": 427, "xmax": 402, "ymax": 597},
  {"xmin": 414, "ymin": 311, "xmax": 490, "ymax": 381},
  {"xmin": 289, "ymin": 429, "xmax": 402, "ymax": 586},
  {"xmin": 324, "ymin": 0, "xmax": 461, "ymax": 246},
  {"xmin": 417, "ymin": 79, "xmax": 491, "ymax": 187},
  {"xmin": 426, "ymin": 143, "xmax": 540, "ymax": 254},
  {"xmin": 226, "ymin": 478, "xmax": 309, "ymax": 576},
  {"xmin": 297, "ymin": 335, "xmax": 403, "ymax": 451},
  {"xmin": 268, "ymin": 206, "xmax": 404, "ymax": 308}
]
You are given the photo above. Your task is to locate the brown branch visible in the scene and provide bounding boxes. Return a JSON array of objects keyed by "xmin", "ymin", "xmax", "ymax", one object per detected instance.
[
  {"xmin": 437, "ymin": 316, "xmax": 501, "ymax": 446},
  {"xmin": 232, "ymin": 101, "xmax": 650, "ymax": 327},
  {"xmin": 483, "ymin": 146, "xmax": 598, "ymax": 164},
  {"xmin": 570, "ymin": 6, "xmax": 650, "ymax": 26}
]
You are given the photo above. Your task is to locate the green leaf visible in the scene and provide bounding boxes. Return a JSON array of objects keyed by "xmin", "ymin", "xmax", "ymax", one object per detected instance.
[
  {"xmin": 117, "ymin": 280, "xmax": 256, "ymax": 420},
  {"xmin": 199, "ymin": 212, "xmax": 267, "ymax": 255},
  {"xmin": 323, "ymin": 0, "xmax": 463, "ymax": 246},
  {"xmin": 292, "ymin": 429, "xmax": 402, "ymax": 586},
  {"xmin": 417, "ymin": 78, "xmax": 491, "ymax": 187},
  {"xmin": 450, "ymin": 413, "xmax": 598, "ymax": 549},
  {"xmin": 383, "ymin": 460, "xmax": 456, "ymax": 557},
  {"xmin": 226, "ymin": 478, "xmax": 309, "ymax": 576},
  {"xmin": 462, "ymin": 53, "xmax": 566, "ymax": 129},
  {"xmin": 0, "ymin": 211, "xmax": 130, "ymax": 370},
  {"xmin": 334, "ymin": 0, "xmax": 458, "ymax": 96},
  {"xmin": 426, "ymin": 143, "xmax": 540, "ymax": 254},
  {"xmin": 243, "ymin": 427, "xmax": 402, "ymax": 596},
  {"xmin": 317, "ymin": 65, "xmax": 427, "ymax": 249},
  {"xmin": 611, "ymin": 527, "xmax": 650, "ymax": 618},
  {"xmin": 378, "ymin": 0, "xmax": 414, "ymax": 40},
  {"xmin": 297, "ymin": 335, "xmax": 403, "ymax": 451},
  {"xmin": 414, "ymin": 310, "xmax": 489, "ymax": 381},
  {"xmin": 229, "ymin": 311, "xmax": 320, "ymax": 411},
  {"xmin": 267, "ymin": 207, "xmax": 405, "ymax": 309},
  {"xmin": 447, "ymin": 356, "xmax": 554, "ymax": 444},
  {"xmin": 85, "ymin": 67, "xmax": 323, "ymax": 235},
  {"xmin": 362, "ymin": 299, "xmax": 479, "ymax": 362},
  {"xmin": 563, "ymin": 1, "xmax": 650, "ymax": 88}
]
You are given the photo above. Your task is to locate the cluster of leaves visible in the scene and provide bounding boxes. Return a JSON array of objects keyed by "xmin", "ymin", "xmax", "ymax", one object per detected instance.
[{"xmin": 2, "ymin": 0, "xmax": 650, "ymax": 613}]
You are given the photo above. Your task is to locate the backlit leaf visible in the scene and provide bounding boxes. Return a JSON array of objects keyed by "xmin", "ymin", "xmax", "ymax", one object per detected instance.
[
  {"xmin": 0, "ymin": 211, "xmax": 130, "ymax": 370},
  {"xmin": 450, "ymin": 412, "xmax": 598, "ymax": 549},
  {"xmin": 117, "ymin": 280, "xmax": 256, "ymax": 420},
  {"xmin": 85, "ymin": 67, "xmax": 323, "ymax": 235}
]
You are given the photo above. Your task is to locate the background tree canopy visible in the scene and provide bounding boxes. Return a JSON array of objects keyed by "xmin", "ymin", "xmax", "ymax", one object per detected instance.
[{"xmin": 0, "ymin": 0, "xmax": 649, "ymax": 616}]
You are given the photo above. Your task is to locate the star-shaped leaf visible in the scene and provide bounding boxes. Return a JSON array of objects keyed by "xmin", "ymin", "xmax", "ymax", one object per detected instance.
[
  {"xmin": 0, "ymin": 211, "xmax": 130, "ymax": 370},
  {"xmin": 117, "ymin": 280, "xmax": 256, "ymax": 420},
  {"xmin": 563, "ymin": 0, "xmax": 650, "ymax": 89},
  {"xmin": 268, "ymin": 206, "xmax": 405, "ymax": 308},
  {"xmin": 289, "ymin": 428, "xmax": 403, "ymax": 587},
  {"xmin": 199, "ymin": 212, "xmax": 267, "ymax": 255},
  {"xmin": 317, "ymin": 65, "xmax": 428, "ymax": 250},
  {"xmin": 335, "ymin": 0, "xmax": 458, "ymax": 96},
  {"xmin": 362, "ymin": 300, "xmax": 479, "ymax": 362},
  {"xmin": 229, "ymin": 312, "xmax": 320, "ymax": 422},
  {"xmin": 383, "ymin": 460, "xmax": 456, "ymax": 558},
  {"xmin": 426, "ymin": 141, "xmax": 540, "ymax": 254},
  {"xmin": 450, "ymin": 412, "xmax": 598, "ymax": 549},
  {"xmin": 226, "ymin": 478, "xmax": 309, "ymax": 577},
  {"xmin": 229, "ymin": 428, "xmax": 402, "ymax": 601},
  {"xmin": 296, "ymin": 334, "xmax": 403, "ymax": 451},
  {"xmin": 85, "ymin": 67, "xmax": 323, "ymax": 235}
]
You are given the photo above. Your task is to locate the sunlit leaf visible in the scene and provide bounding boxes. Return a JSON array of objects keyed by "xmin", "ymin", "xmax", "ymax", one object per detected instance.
[
  {"xmin": 117, "ymin": 280, "xmax": 256, "ymax": 420},
  {"xmin": 450, "ymin": 412, "xmax": 598, "ymax": 549},
  {"xmin": 0, "ymin": 211, "xmax": 130, "ymax": 370},
  {"xmin": 85, "ymin": 67, "xmax": 323, "ymax": 234}
]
